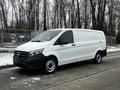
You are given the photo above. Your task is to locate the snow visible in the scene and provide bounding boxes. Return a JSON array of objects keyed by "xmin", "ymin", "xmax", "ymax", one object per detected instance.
[
  {"xmin": 10, "ymin": 77, "xmax": 17, "ymax": 80},
  {"xmin": 31, "ymin": 77, "xmax": 41, "ymax": 81},
  {"xmin": 0, "ymin": 47, "xmax": 15, "ymax": 52},
  {"xmin": 107, "ymin": 46, "xmax": 120, "ymax": 53},
  {"xmin": 10, "ymin": 76, "xmax": 41, "ymax": 88},
  {"xmin": 0, "ymin": 53, "xmax": 13, "ymax": 66},
  {"xmin": 0, "ymin": 45, "xmax": 120, "ymax": 67}
]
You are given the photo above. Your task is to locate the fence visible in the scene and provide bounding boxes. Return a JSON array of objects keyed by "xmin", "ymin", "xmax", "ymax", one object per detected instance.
[
  {"xmin": 0, "ymin": 29, "xmax": 32, "ymax": 47},
  {"xmin": 0, "ymin": 29, "xmax": 118, "ymax": 47},
  {"xmin": 106, "ymin": 36, "xmax": 117, "ymax": 45}
]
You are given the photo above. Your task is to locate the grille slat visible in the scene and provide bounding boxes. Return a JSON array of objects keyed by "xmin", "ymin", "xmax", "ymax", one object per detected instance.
[{"xmin": 14, "ymin": 51, "xmax": 29, "ymax": 57}]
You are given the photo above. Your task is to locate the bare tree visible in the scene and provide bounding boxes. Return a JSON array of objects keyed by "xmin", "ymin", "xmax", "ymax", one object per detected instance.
[
  {"xmin": 10, "ymin": 0, "xmax": 19, "ymax": 28},
  {"xmin": 90, "ymin": 0, "xmax": 107, "ymax": 31},
  {"xmin": 76, "ymin": 0, "xmax": 81, "ymax": 28},
  {"xmin": 43, "ymin": 0, "xmax": 47, "ymax": 31},
  {"xmin": 84, "ymin": 0, "xmax": 88, "ymax": 28},
  {"xmin": 71, "ymin": 0, "xmax": 75, "ymax": 28},
  {"xmin": 0, "ymin": 0, "xmax": 8, "ymax": 28}
]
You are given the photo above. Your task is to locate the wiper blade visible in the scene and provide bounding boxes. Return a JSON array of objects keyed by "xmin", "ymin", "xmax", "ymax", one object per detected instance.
[{"xmin": 32, "ymin": 40, "xmax": 42, "ymax": 42}]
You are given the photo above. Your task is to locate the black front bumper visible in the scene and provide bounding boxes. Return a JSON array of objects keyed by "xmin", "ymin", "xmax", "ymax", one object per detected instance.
[{"xmin": 13, "ymin": 51, "xmax": 46, "ymax": 69}]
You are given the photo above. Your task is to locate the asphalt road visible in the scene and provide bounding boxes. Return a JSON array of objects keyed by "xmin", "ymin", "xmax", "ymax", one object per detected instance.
[{"xmin": 0, "ymin": 52, "xmax": 120, "ymax": 90}]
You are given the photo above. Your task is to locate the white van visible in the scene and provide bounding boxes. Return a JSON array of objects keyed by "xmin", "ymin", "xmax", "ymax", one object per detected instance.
[{"xmin": 13, "ymin": 29, "xmax": 107, "ymax": 73}]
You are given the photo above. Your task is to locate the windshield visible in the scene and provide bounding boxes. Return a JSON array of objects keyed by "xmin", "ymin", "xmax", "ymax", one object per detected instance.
[{"xmin": 31, "ymin": 30, "xmax": 62, "ymax": 42}]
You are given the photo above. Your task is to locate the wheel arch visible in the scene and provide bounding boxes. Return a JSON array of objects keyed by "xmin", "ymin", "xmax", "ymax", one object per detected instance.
[
  {"xmin": 46, "ymin": 55, "xmax": 59, "ymax": 66},
  {"xmin": 94, "ymin": 49, "xmax": 102, "ymax": 58}
]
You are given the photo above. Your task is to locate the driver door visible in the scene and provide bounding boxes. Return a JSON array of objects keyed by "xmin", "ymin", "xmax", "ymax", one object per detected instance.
[{"xmin": 54, "ymin": 30, "xmax": 77, "ymax": 65}]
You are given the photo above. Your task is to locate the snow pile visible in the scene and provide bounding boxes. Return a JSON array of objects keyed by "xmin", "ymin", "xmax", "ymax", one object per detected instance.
[
  {"xmin": 0, "ymin": 53, "xmax": 13, "ymax": 66},
  {"xmin": 107, "ymin": 46, "xmax": 120, "ymax": 53}
]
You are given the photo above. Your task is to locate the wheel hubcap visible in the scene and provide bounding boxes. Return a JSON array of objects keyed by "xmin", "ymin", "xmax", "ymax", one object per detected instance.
[
  {"xmin": 46, "ymin": 60, "xmax": 56, "ymax": 73},
  {"xmin": 96, "ymin": 54, "xmax": 102, "ymax": 63}
]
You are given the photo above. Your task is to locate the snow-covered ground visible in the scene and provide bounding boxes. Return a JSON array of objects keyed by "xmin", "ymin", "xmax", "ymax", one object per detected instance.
[
  {"xmin": 0, "ymin": 46, "xmax": 120, "ymax": 67},
  {"xmin": 107, "ymin": 46, "xmax": 120, "ymax": 53},
  {"xmin": 0, "ymin": 53, "xmax": 13, "ymax": 66},
  {"xmin": 0, "ymin": 47, "xmax": 15, "ymax": 52}
]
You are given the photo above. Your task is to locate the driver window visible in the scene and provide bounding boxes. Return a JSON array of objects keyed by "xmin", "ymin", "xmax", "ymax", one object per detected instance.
[{"xmin": 55, "ymin": 31, "xmax": 74, "ymax": 45}]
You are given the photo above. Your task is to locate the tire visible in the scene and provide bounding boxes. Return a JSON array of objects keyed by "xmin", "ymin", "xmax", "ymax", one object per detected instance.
[
  {"xmin": 43, "ymin": 58, "xmax": 57, "ymax": 73},
  {"xmin": 94, "ymin": 52, "xmax": 102, "ymax": 64}
]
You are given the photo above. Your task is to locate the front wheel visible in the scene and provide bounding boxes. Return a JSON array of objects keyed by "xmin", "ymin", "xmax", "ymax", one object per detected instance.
[
  {"xmin": 94, "ymin": 52, "xmax": 102, "ymax": 64},
  {"xmin": 43, "ymin": 58, "xmax": 57, "ymax": 73}
]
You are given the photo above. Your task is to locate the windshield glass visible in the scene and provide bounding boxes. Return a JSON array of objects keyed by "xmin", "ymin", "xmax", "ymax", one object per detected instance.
[{"xmin": 31, "ymin": 30, "xmax": 61, "ymax": 42}]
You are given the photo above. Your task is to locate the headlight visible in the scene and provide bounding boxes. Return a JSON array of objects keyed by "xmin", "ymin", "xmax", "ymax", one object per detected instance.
[{"xmin": 29, "ymin": 48, "xmax": 44, "ymax": 57}]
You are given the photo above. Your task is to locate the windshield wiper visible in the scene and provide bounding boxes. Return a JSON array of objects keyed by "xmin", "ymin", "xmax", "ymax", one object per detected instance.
[{"xmin": 32, "ymin": 40, "xmax": 42, "ymax": 42}]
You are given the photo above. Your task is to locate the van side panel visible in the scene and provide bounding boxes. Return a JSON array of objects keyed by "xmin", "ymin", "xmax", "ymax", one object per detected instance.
[
  {"xmin": 73, "ymin": 30, "xmax": 106, "ymax": 62},
  {"xmin": 74, "ymin": 30, "xmax": 103, "ymax": 42}
]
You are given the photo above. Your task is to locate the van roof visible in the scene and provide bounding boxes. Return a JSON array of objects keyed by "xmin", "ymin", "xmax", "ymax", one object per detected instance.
[{"xmin": 50, "ymin": 28, "xmax": 103, "ymax": 33}]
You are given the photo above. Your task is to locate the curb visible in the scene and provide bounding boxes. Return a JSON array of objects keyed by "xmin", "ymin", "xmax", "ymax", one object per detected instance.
[
  {"xmin": 0, "ymin": 65, "xmax": 15, "ymax": 70},
  {"xmin": 0, "ymin": 47, "xmax": 15, "ymax": 53},
  {"xmin": 0, "ymin": 50, "xmax": 14, "ymax": 53},
  {"xmin": 107, "ymin": 51, "xmax": 120, "ymax": 53}
]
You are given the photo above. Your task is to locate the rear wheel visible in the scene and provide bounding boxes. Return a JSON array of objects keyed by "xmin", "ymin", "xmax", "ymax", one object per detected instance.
[{"xmin": 94, "ymin": 52, "xmax": 102, "ymax": 64}]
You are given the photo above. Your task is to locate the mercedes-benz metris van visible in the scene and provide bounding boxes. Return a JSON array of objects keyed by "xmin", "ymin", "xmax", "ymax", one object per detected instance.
[{"xmin": 13, "ymin": 29, "xmax": 107, "ymax": 73}]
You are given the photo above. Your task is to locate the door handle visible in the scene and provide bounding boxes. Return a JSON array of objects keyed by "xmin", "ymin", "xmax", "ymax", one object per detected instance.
[{"xmin": 72, "ymin": 44, "xmax": 76, "ymax": 46}]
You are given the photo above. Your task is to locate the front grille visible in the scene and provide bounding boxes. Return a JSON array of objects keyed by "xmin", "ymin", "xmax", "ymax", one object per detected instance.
[{"xmin": 14, "ymin": 51, "xmax": 29, "ymax": 57}]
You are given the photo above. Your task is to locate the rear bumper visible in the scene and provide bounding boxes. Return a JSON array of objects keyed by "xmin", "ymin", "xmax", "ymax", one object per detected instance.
[
  {"xmin": 101, "ymin": 49, "xmax": 107, "ymax": 57},
  {"xmin": 13, "ymin": 53, "xmax": 46, "ymax": 69}
]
